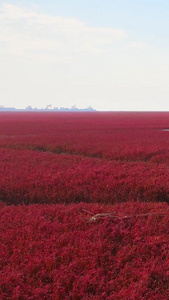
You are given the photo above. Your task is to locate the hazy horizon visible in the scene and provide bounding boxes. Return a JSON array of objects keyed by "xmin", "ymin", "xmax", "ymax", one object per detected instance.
[{"xmin": 1, "ymin": 1, "xmax": 169, "ymax": 111}]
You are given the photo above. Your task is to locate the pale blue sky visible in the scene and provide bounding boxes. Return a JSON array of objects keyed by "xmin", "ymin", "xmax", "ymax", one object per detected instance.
[
  {"xmin": 8, "ymin": 0, "xmax": 169, "ymax": 42},
  {"xmin": 1, "ymin": 1, "xmax": 169, "ymax": 110}
]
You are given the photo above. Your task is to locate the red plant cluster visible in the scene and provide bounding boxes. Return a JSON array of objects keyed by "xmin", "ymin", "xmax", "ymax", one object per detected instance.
[
  {"xmin": 1, "ymin": 112, "xmax": 169, "ymax": 161},
  {"xmin": 1, "ymin": 202, "xmax": 169, "ymax": 300},
  {"xmin": 1, "ymin": 112, "xmax": 169, "ymax": 299},
  {"xmin": 0, "ymin": 148, "xmax": 169, "ymax": 205}
]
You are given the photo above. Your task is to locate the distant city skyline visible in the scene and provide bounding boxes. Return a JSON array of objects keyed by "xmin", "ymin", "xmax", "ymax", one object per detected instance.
[
  {"xmin": 1, "ymin": 1, "xmax": 169, "ymax": 111},
  {"xmin": 0, "ymin": 104, "xmax": 96, "ymax": 112}
]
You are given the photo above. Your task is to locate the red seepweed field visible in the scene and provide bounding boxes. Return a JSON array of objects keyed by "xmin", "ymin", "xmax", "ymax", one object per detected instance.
[{"xmin": 1, "ymin": 112, "xmax": 169, "ymax": 299}]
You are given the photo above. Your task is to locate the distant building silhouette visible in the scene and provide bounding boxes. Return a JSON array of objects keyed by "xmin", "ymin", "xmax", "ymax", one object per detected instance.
[
  {"xmin": 0, "ymin": 105, "xmax": 16, "ymax": 111},
  {"xmin": 0, "ymin": 104, "xmax": 96, "ymax": 112}
]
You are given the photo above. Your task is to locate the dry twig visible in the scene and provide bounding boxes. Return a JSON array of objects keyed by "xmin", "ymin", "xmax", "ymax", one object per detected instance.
[{"xmin": 82, "ymin": 209, "xmax": 169, "ymax": 222}]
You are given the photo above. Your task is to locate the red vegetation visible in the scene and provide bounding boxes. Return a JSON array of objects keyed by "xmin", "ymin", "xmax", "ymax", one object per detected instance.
[
  {"xmin": 0, "ymin": 148, "xmax": 169, "ymax": 205},
  {"xmin": 1, "ymin": 202, "xmax": 169, "ymax": 300},
  {"xmin": 1, "ymin": 112, "xmax": 169, "ymax": 299}
]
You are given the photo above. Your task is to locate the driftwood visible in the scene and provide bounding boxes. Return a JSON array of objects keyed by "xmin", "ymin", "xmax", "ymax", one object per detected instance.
[{"xmin": 82, "ymin": 209, "xmax": 169, "ymax": 222}]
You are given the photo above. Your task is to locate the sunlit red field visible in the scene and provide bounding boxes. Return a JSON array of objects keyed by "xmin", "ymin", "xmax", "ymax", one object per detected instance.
[{"xmin": 1, "ymin": 112, "xmax": 169, "ymax": 299}]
